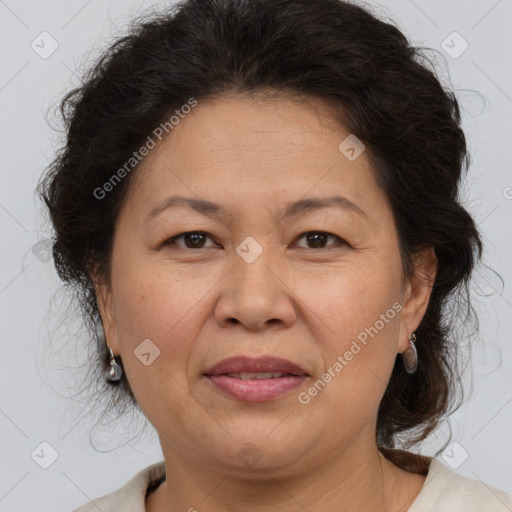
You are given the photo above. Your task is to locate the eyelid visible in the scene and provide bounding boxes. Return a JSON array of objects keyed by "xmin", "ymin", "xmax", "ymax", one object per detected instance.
[
  {"xmin": 162, "ymin": 230, "xmax": 348, "ymax": 250},
  {"xmin": 162, "ymin": 231, "xmax": 218, "ymax": 249},
  {"xmin": 294, "ymin": 231, "xmax": 348, "ymax": 249}
]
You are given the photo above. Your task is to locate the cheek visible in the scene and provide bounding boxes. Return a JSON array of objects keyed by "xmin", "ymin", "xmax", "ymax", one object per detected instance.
[
  {"xmin": 108, "ymin": 262, "xmax": 203, "ymax": 424},
  {"xmin": 301, "ymin": 255, "xmax": 403, "ymax": 345},
  {"xmin": 299, "ymin": 256, "xmax": 403, "ymax": 413},
  {"xmin": 111, "ymin": 256, "xmax": 203, "ymax": 340},
  {"xmin": 108, "ymin": 257, "xmax": 206, "ymax": 397}
]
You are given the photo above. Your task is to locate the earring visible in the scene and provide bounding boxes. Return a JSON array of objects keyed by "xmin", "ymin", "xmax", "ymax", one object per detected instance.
[
  {"xmin": 106, "ymin": 347, "xmax": 123, "ymax": 382},
  {"xmin": 402, "ymin": 332, "xmax": 418, "ymax": 374}
]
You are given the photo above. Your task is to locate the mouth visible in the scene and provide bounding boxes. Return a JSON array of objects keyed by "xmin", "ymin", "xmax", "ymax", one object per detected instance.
[
  {"xmin": 204, "ymin": 356, "xmax": 309, "ymax": 402},
  {"xmin": 222, "ymin": 371, "xmax": 301, "ymax": 380},
  {"xmin": 205, "ymin": 355, "xmax": 309, "ymax": 377}
]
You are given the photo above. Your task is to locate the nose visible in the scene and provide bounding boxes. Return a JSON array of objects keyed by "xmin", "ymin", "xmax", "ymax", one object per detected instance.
[{"xmin": 213, "ymin": 252, "xmax": 297, "ymax": 331}]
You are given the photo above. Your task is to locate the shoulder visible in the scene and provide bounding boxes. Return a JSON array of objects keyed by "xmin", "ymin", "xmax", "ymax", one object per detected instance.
[
  {"xmin": 71, "ymin": 461, "xmax": 166, "ymax": 512},
  {"xmin": 410, "ymin": 458, "xmax": 512, "ymax": 512}
]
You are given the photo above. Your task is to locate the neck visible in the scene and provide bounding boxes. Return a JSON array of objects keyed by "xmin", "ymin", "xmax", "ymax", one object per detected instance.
[{"xmin": 146, "ymin": 440, "xmax": 428, "ymax": 512}]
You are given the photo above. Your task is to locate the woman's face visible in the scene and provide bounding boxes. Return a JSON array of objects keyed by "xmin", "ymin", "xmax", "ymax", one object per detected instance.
[{"xmin": 96, "ymin": 93, "xmax": 436, "ymax": 476}]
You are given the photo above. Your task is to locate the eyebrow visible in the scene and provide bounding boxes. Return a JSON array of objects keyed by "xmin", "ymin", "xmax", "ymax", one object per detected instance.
[{"xmin": 145, "ymin": 194, "xmax": 367, "ymax": 222}]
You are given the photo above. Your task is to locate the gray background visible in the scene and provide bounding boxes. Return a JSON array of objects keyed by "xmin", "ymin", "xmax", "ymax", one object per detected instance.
[{"xmin": 0, "ymin": 0, "xmax": 511, "ymax": 510}]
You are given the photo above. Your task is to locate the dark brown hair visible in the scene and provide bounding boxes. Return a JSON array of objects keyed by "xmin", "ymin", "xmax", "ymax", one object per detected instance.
[{"xmin": 38, "ymin": 0, "xmax": 483, "ymax": 451}]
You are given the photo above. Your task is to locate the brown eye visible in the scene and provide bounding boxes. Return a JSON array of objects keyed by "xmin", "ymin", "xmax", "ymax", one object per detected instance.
[
  {"xmin": 295, "ymin": 231, "xmax": 346, "ymax": 249},
  {"xmin": 163, "ymin": 231, "xmax": 216, "ymax": 249}
]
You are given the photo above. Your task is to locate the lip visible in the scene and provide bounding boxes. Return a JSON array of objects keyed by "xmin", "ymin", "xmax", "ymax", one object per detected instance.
[
  {"xmin": 205, "ymin": 355, "xmax": 309, "ymax": 376},
  {"xmin": 206, "ymin": 374, "xmax": 308, "ymax": 402},
  {"xmin": 204, "ymin": 356, "xmax": 309, "ymax": 402}
]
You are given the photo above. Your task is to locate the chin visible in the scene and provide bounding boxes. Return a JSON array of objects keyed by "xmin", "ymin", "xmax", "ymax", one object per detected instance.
[{"xmin": 204, "ymin": 429, "xmax": 310, "ymax": 474}]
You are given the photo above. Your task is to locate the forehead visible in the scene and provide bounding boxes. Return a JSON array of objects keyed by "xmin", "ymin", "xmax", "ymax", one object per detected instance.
[
  {"xmin": 159, "ymin": 92, "xmax": 348, "ymax": 155},
  {"xmin": 120, "ymin": 93, "xmax": 389, "ymax": 230}
]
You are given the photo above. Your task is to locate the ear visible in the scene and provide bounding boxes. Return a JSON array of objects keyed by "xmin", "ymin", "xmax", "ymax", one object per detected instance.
[
  {"xmin": 90, "ymin": 271, "xmax": 120, "ymax": 354},
  {"xmin": 397, "ymin": 247, "xmax": 437, "ymax": 353}
]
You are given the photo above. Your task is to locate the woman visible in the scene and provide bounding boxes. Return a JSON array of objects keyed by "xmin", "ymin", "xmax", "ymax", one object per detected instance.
[{"xmin": 37, "ymin": 0, "xmax": 512, "ymax": 510}]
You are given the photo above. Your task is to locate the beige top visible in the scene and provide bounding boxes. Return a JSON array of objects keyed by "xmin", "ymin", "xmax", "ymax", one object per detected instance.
[{"xmin": 72, "ymin": 450, "xmax": 512, "ymax": 512}]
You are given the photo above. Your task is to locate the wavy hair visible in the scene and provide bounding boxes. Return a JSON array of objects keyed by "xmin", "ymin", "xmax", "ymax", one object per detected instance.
[{"xmin": 37, "ymin": 0, "xmax": 483, "ymax": 454}]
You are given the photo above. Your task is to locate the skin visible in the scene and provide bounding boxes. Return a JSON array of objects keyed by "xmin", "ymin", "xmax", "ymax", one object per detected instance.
[{"xmin": 94, "ymin": 92, "xmax": 437, "ymax": 512}]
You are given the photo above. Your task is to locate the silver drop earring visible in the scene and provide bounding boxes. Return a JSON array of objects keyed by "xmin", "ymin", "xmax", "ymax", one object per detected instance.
[
  {"xmin": 402, "ymin": 332, "xmax": 418, "ymax": 374},
  {"xmin": 106, "ymin": 347, "xmax": 123, "ymax": 382}
]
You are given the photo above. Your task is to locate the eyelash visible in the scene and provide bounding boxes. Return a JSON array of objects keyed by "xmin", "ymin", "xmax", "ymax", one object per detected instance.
[{"xmin": 162, "ymin": 231, "xmax": 348, "ymax": 250}]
